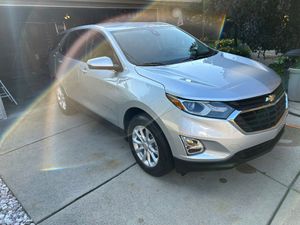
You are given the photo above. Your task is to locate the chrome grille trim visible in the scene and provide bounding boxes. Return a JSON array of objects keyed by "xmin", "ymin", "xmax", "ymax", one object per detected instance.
[{"xmin": 228, "ymin": 93, "xmax": 288, "ymax": 134}]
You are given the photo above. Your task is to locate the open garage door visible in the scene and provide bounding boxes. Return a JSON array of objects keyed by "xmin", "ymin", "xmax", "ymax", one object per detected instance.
[{"xmin": 0, "ymin": 5, "xmax": 158, "ymax": 118}]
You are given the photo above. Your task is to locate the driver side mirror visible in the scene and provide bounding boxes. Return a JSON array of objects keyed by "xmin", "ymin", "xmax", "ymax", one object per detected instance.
[{"xmin": 87, "ymin": 56, "xmax": 121, "ymax": 72}]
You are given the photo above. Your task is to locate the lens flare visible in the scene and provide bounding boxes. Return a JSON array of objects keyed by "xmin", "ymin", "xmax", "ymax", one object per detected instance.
[
  {"xmin": 0, "ymin": 1, "xmax": 228, "ymax": 171},
  {"xmin": 218, "ymin": 14, "xmax": 227, "ymax": 40}
]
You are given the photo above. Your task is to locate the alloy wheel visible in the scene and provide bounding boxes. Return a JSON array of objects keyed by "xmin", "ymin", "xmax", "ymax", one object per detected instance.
[{"xmin": 132, "ymin": 125, "xmax": 159, "ymax": 167}]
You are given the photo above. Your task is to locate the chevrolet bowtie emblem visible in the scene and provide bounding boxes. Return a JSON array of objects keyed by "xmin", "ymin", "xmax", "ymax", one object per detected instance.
[{"xmin": 265, "ymin": 94, "xmax": 276, "ymax": 103}]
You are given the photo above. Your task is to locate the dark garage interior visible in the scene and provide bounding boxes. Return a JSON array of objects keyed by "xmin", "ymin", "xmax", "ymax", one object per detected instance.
[
  {"xmin": 0, "ymin": 5, "xmax": 158, "ymax": 110},
  {"xmin": 0, "ymin": 3, "xmax": 174, "ymax": 129}
]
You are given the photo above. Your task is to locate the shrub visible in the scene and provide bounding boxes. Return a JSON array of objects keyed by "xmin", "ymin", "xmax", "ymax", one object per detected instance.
[
  {"xmin": 214, "ymin": 39, "xmax": 252, "ymax": 58},
  {"xmin": 268, "ymin": 56, "xmax": 290, "ymax": 76},
  {"xmin": 268, "ymin": 56, "xmax": 299, "ymax": 90},
  {"xmin": 268, "ymin": 56, "xmax": 300, "ymax": 76},
  {"xmin": 294, "ymin": 58, "xmax": 300, "ymax": 69}
]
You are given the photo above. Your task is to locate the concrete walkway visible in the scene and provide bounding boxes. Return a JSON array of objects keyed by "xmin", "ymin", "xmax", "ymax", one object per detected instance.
[
  {"xmin": 0, "ymin": 93, "xmax": 300, "ymax": 225},
  {"xmin": 289, "ymin": 101, "xmax": 300, "ymax": 117}
]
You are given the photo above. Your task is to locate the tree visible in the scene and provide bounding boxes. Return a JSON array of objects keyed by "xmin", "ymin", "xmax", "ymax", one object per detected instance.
[
  {"xmin": 205, "ymin": 0, "xmax": 298, "ymax": 55},
  {"xmin": 275, "ymin": 0, "xmax": 300, "ymax": 53}
]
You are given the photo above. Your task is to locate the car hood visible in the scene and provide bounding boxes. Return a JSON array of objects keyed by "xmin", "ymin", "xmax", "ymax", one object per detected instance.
[{"xmin": 134, "ymin": 52, "xmax": 281, "ymax": 101}]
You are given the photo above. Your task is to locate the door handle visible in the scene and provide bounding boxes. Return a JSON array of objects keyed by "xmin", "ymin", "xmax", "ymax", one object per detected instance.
[{"xmin": 58, "ymin": 59, "xmax": 63, "ymax": 64}]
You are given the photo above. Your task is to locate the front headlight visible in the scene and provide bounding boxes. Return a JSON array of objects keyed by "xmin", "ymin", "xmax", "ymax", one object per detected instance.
[{"xmin": 166, "ymin": 94, "xmax": 234, "ymax": 119}]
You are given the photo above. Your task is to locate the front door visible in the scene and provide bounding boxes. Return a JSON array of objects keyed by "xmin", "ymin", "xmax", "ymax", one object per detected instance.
[{"xmin": 82, "ymin": 31, "xmax": 121, "ymax": 125}]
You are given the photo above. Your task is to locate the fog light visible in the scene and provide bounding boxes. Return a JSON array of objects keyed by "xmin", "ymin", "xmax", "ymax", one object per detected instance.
[{"xmin": 180, "ymin": 136, "xmax": 205, "ymax": 155}]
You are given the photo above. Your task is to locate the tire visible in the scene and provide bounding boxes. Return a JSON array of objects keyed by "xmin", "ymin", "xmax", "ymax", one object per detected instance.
[
  {"xmin": 56, "ymin": 86, "xmax": 76, "ymax": 115},
  {"xmin": 127, "ymin": 113, "xmax": 174, "ymax": 176}
]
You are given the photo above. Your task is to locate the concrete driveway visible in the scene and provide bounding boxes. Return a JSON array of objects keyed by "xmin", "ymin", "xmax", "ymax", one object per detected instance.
[{"xmin": 0, "ymin": 93, "xmax": 300, "ymax": 225}]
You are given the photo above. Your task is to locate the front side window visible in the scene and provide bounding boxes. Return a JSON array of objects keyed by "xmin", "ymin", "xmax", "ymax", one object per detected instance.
[
  {"xmin": 86, "ymin": 31, "xmax": 118, "ymax": 64},
  {"xmin": 60, "ymin": 30, "xmax": 118, "ymax": 63},
  {"xmin": 60, "ymin": 30, "xmax": 87, "ymax": 61},
  {"xmin": 112, "ymin": 26, "xmax": 216, "ymax": 66}
]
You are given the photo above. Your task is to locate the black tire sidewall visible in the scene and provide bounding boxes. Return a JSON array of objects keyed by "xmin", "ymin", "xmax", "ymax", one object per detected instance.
[{"xmin": 127, "ymin": 114, "xmax": 173, "ymax": 176}]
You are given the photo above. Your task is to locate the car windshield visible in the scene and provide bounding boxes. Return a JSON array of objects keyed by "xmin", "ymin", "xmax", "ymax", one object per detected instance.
[{"xmin": 112, "ymin": 26, "xmax": 216, "ymax": 66}]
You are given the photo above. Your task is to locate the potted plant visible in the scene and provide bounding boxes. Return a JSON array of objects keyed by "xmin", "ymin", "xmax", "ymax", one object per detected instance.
[
  {"xmin": 285, "ymin": 49, "xmax": 300, "ymax": 102},
  {"xmin": 269, "ymin": 56, "xmax": 290, "ymax": 91}
]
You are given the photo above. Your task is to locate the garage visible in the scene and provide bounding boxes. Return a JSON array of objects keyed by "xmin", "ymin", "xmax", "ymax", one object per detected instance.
[{"xmin": 0, "ymin": 0, "xmax": 164, "ymax": 119}]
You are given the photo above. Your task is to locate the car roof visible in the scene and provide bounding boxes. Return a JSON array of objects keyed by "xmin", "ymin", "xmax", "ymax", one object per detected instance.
[
  {"xmin": 65, "ymin": 22, "xmax": 172, "ymax": 33},
  {"xmin": 99, "ymin": 22, "xmax": 171, "ymax": 31}
]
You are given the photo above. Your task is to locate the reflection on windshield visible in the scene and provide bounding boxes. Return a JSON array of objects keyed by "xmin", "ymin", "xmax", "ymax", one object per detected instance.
[{"xmin": 112, "ymin": 26, "xmax": 216, "ymax": 66}]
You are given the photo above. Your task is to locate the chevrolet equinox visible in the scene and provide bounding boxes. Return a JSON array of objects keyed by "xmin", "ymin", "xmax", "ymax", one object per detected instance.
[{"xmin": 49, "ymin": 22, "xmax": 288, "ymax": 176}]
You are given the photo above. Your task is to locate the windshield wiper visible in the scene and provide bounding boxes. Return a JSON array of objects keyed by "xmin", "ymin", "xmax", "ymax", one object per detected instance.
[
  {"xmin": 139, "ymin": 62, "xmax": 166, "ymax": 66},
  {"xmin": 178, "ymin": 57, "xmax": 195, "ymax": 63},
  {"xmin": 179, "ymin": 50, "xmax": 217, "ymax": 63},
  {"xmin": 195, "ymin": 49, "xmax": 218, "ymax": 59}
]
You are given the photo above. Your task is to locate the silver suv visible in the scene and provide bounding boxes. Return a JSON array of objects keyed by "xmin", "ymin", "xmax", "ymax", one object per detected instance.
[{"xmin": 50, "ymin": 22, "xmax": 288, "ymax": 176}]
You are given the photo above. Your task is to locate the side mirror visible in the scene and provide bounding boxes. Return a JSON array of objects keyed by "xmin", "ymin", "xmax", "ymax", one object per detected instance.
[{"xmin": 87, "ymin": 56, "xmax": 121, "ymax": 72}]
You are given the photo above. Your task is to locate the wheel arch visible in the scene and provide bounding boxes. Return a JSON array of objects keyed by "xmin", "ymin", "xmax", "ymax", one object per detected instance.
[
  {"xmin": 123, "ymin": 107, "xmax": 148, "ymax": 132},
  {"xmin": 123, "ymin": 105, "xmax": 175, "ymax": 160},
  {"xmin": 122, "ymin": 104, "xmax": 163, "ymax": 132},
  {"xmin": 122, "ymin": 104, "xmax": 172, "ymax": 150}
]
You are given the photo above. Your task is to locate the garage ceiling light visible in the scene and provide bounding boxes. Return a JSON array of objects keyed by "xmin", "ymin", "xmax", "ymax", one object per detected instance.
[{"xmin": 64, "ymin": 14, "xmax": 71, "ymax": 20}]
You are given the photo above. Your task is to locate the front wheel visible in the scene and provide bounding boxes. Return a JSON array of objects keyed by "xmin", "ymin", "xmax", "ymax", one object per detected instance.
[{"xmin": 127, "ymin": 114, "xmax": 173, "ymax": 176}]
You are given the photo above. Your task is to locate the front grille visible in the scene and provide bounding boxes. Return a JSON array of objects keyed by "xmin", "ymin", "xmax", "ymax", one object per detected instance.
[
  {"xmin": 228, "ymin": 84, "xmax": 284, "ymax": 111},
  {"xmin": 234, "ymin": 94, "xmax": 286, "ymax": 132}
]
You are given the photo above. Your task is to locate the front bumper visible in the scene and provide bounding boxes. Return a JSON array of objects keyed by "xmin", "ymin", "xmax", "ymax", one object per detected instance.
[
  {"xmin": 173, "ymin": 126, "xmax": 284, "ymax": 174},
  {"xmin": 158, "ymin": 95, "xmax": 287, "ymax": 164}
]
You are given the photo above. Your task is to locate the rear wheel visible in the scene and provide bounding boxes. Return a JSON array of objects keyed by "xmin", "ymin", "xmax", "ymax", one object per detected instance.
[
  {"xmin": 127, "ymin": 114, "xmax": 173, "ymax": 176},
  {"xmin": 56, "ymin": 86, "xmax": 76, "ymax": 115}
]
